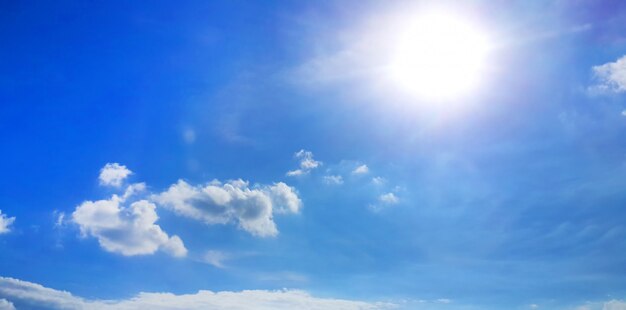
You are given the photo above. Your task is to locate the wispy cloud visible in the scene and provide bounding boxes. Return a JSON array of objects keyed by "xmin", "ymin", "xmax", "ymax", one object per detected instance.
[
  {"xmin": 352, "ymin": 164, "xmax": 369, "ymax": 175},
  {"xmin": 369, "ymin": 192, "xmax": 399, "ymax": 212},
  {"xmin": 201, "ymin": 250, "xmax": 229, "ymax": 268},
  {"xmin": 323, "ymin": 175, "xmax": 344, "ymax": 185}
]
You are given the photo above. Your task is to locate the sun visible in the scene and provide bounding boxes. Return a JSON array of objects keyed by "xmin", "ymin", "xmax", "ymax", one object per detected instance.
[{"xmin": 388, "ymin": 11, "xmax": 491, "ymax": 100}]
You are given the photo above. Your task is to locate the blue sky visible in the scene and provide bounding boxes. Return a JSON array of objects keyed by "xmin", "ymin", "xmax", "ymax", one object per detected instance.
[{"xmin": 2, "ymin": 0, "xmax": 626, "ymax": 309}]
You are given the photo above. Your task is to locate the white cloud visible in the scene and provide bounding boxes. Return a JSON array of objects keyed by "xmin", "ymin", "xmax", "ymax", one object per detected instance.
[
  {"xmin": 0, "ymin": 276, "xmax": 393, "ymax": 310},
  {"xmin": 379, "ymin": 193, "xmax": 399, "ymax": 205},
  {"xmin": 0, "ymin": 299, "xmax": 15, "ymax": 310},
  {"xmin": 573, "ymin": 300, "xmax": 626, "ymax": 310},
  {"xmin": 72, "ymin": 183, "xmax": 187, "ymax": 257},
  {"xmin": 352, "ymin": 165, "xmax": 369, "ymax": 175},
  {"xmin": 152, "ymin": 179, "xmax": 301, "ymax": 237},
  {"xmin": 287, "ymin": 150, "xmax": 322, "ymax": 176},
  {"xmin": 604, "ymin": 300, "xmax": 626, "ymax": 310},
  {"xmin": 371, "ymin": 177, "xmax": 386, "ymax": 186},
  {"xmin": 202, "ymin": 250, "xmax": 229, "ymax": 268},
  {"xmin": 0, "ymin": 210, "xmax": 15, "ymax": 234},
  {"xmin": 591, "ymin": 55, "xmax": 626, "ymax": 94},
  {"xmin": 54, "ymin": 211, "xmax": 66, "ymax": 228},
  {"xmin": 323, "ymin": 175, "xmax": 344, "ymax": 185},
  {"xmin": 368, "ymin": 193, "xmax": 399, "ymax": 212},
  {"xmin": 99, "ymin": 163, "xmax": 133, "ymax": 187}
]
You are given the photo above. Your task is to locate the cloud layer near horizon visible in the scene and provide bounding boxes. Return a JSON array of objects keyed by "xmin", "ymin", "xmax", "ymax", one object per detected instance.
[{"xmin": 0, "ymin": 277, "xmax": 391, "ymax": 310}]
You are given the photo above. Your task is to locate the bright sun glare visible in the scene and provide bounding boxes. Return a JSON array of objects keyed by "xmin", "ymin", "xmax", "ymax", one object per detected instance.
[{"xmin": 388, "ymin": 12, "xmax": 490, "ymax": 100}]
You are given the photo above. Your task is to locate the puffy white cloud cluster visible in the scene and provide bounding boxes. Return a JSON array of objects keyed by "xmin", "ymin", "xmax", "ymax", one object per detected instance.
[
  {"xmin": 0, "ymin": 277, "xmax": 391, "ymax": 310},
  {"xmin": 152, "ymin": 179, "xmax": 302, "ymax": 237},
  {"xmin": 99, "ymin": 163, "xmax": 133, "ymax": 187},
  {"xmin": 0, "ymin": 210, "xmax": 15, "ymax": 234},
  {"xmin": 72, "ymin": 183, "xmax": 187, "ymax": 257},
  {"xmin": 591, "ymin": 55, "xmax": 626, "ymax": 94},
  {"xmin": 287, "ymin": 150, "xmax": 322, "ymax": 176},
  {"xmin": 70, "ymin": 163, "xmax": 303, "ymax": 256}
]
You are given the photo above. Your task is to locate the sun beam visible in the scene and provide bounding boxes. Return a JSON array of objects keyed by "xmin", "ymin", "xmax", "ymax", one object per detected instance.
[{"xmin": 387, "ymin": 11, "xmax": 491, "ymax": 101}]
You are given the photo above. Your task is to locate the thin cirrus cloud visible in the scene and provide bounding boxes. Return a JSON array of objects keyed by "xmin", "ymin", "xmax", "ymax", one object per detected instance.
[
  {"xmin": 286, "ymin": 150, "xmax": 322, "ymax": 176},
  {"xmin": 99, "ymin": 163, "xmax": 133, "ymax": 187},
  {"xmin": 323, "ymin": 175, "xmax": 344, "ymax": 185},
  {"xmin": 72, "ymin": 182, "xmax": 187, "ymax": 257},
  {"xmin": 201, "ymin": 250, "xmax": 229, "ymax": 268},
  {"xmin": 590, "ymin": 54, "xmax": 626, "ymax": 94},
  {"xmin": 0, "ymin": 276, "xmax": 393, "ymax": 310},
  {"xmin": 0, "ymin": 210, "xmax": 15, "ymax": 234},
  {"xmin": 152, "ymin": 179, "xmax": 302, "ymax": 238}
]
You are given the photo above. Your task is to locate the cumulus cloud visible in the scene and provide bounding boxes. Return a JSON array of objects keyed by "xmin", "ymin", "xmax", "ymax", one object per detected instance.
[
  {"xmin": 0, "ymin": 210, "xmax": 15, "ymax": 234},
  {"xmin": 352, "ymin": 164, "xmax": 369, "ymax": 175},
  {"xmin": 99, "ymin": 163, "xmax": 133, "ymax": 187},
  {"xmin": 324, "ymin": 175, "xmax": 344, "ymax": 185},
  {"xmin": 72, "ymin": 183, "xmax": 187, "ymax": 257},
  {"xmin": 286, "ymin": 150, "xmax": 322, "ymax": 176},
  {"xmin": 0, "ymin": 277, "xmax": 392, "ymax": 310},
  {"xmin": 152, "ymin": 179, "xmax": 302, "ymax": 237},
  {"xmin": 591, "ymin": 55, "xmax": 626, "ymax": 94}
]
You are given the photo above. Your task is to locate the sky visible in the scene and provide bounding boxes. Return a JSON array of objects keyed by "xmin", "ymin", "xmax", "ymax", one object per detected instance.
[{"xmin": 2, "ymin": 0, "xmax": 626, "ymax": 309}]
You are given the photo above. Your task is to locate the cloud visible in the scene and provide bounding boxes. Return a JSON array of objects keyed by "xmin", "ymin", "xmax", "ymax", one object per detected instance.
[
  {"xmin": 573, "ymin": 300, "xmax": 626, "ymax": 310},
  {"xmin": 591, "ymin": 55, "xmax": 626, "ymax": 94},
  {"xmin": 369, "ymin": 193, "xmax": 399, "ymax": 212},
  {"xmin": 202, "ymin": 250, "xmax": 229, "ymax": 268},
  {"xmin": 371, "ymin": 177, "xmax": 386, "ymax": 186},
  {"xmin": 603, "ymin": 300, "xmax": 626, "ymax": 310},
  {"xmin": 352, "ymin": 165, "xmax": 369, "ymax": 175},
  {"xmin": 0, "ymin": 277, "xmax": 392, "ymax": 310},
  {"xmin": 0, "ymin": 210, "xmax": 15, "ymax": 234},
  {"xmin": 287, "ymin": 150, "xmax": 322, "ymax": 176},
  {"xmin": 379, "ymin": 193, "xmax": 399, "ymax": 205},
  {"xmin": 152, "ymin": 179, "xmax": 301, "ymax": 237},
  {"xmin": 323, "ymin": 175, "xmax": 344, "ymax": 185},
  {"xmin": 183, "ymin": 128, "xmax": 196, "ymax": 144},
  {"xmin": 72, "ymin": 183, "xmax": 187, "ymax": 257},
  {"xmin": 0, "ymin": 299, "xmax": 15, "ymax": 310},
  {"xmin": 99, "ymin": 163, "xmax": 133, "ymax": 187}
]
